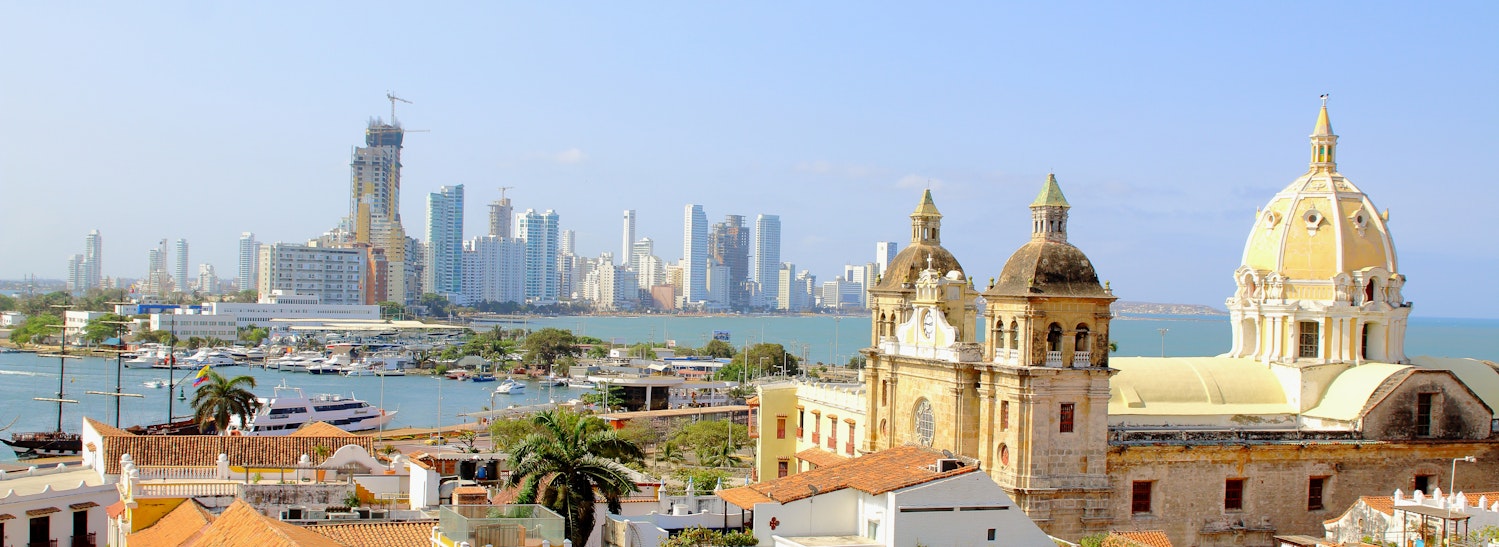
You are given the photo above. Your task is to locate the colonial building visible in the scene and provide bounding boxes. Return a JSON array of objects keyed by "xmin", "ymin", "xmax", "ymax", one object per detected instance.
[{"xmin": 752, "ymin": 102, "xmax": 1499, "ymax": 547}]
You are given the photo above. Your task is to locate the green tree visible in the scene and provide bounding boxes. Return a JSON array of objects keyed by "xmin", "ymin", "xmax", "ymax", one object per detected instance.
[
  {"xmin": 522, "ymin": 328, "xmax": 582, "ymax": 370},
  {"xmin": 661, "ymin": 527, "xmax": 757, "ymax": 547},
  {"xmin": 670, "ymin": 419, "xmax": 748, "ymax": 464},
  {"xmin": 699, "ymin": 339, "xmax": 735, "ymax": 359},
  {"xmin": 488, "ymin": 417, "xmax": 539, "ymax": 453},
  {"xmin": 586, "ymin": 345, "xmax": 610, "ymax": 359},
  {"xmin": 378, "ymin": 301, "xmax": 405, "ymax": 320},
  {"xmin": 18, "ymin": 291, "xmax": 73, "ymax": 316},
  {"xmin": 654, "ymin": 441, "xmax": 685, "ymax": 466},
  {"xmin": 506, "ymin": 408, "xmax": 644, "ymax": 547},
  {"xmin": 726, "ymin": 343, "xmax": 800, "ymax": 377},
  {"xmin": 232, "ymin": 289, "xmax": 259, "ymax": 303},
  {"xmin": 82, "ymin": 313, "xmax": 131, "ymax": 345},
  {"xmin": 189, "ymin": 371, "xmax": 260, "ymax": 434},
  {"xmin": 239, "ymin": 324, "xmax": 270, "ymax": 346},
  {"xmin": 9, "ymin": 314, "xmax": 62, "ymax": 347},
  {"xmin": 670, "ymin": 468, "xmax": 732, "ymax": 494},
  {"xmin": 0, "ymin": 294, "xmax": 15, "ymax": 312},
  {"xmin": 417, "ymin": 293, "xmax": 453, "ymax": 317}
]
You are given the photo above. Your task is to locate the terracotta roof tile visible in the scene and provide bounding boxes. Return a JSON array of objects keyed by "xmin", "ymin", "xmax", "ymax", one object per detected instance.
[
  {"xmin": 795, "ymin": 447, "xmax": 849, "ymax": 469},
  {"xmin": 305, "ymin": 521, "xmax": 436, "ymax": 547},
  {"xmin": 105, "ymin": 502, "xmax": 125, "ymax": 519},
  {"xmin": 101, "ymin": 432, "xmax": 374, "ymax": 474},
  {"xmin": 26, "ymin": 507, "xmax": 59, "ymax": 516},
  {"xmin": 0, "ymin": 513, "xmax": 13, "ymax": 521},
  {"xmin": 128, "ymin": 499, "xmax": 214, "ymax": 547},
  {"xmin": 1105, "ymin": 530, "xmax": 1174, "ymax": 547},
  {"xmin": 289, "ymin": 422, "xmax": 357, "ymax": 438},
  {"xmin": 69, "ymin": 502, "xmax": 99, "ymax": 510},
  {"xmin": 188, "ymin": 499, "xmax": 347, "ymax": 546},
  {"xmin": 720, "ymin": 445, "xmax": 974, "ymax": 508},
  {"xmin": 1362, "ymin": 496, "xmax": 1395, "ymax": 516},
  {"xmin": 85, "ymin": 417, "xmax": 134, "ymax": 437}
]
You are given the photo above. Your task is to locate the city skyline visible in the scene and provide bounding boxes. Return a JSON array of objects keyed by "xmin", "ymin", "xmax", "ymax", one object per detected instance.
[{"xmin": 3, "ymin": 4, "xmax": 1496, "ymax": 316}]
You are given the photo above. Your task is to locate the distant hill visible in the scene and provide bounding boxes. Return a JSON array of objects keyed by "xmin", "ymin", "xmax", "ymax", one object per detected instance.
[{"xmin": 1113, "ymin": 301, "xmax": 1227, "ymax": 316}]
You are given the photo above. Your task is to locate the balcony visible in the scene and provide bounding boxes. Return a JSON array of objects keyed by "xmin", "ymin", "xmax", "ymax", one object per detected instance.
[
  {"xmin": 71, "ymin": 533, "xmax": 97, "ymax": 547},
  {"xmin": 1045, "ymin": 351, "xmax": 1063, "ymax": 367},
  {"xmin": 1073, "ymin": 351, "xmax": 1092, "ymax": 367},
  {"xmin": 28, "ymin": 541, "xmax": 57, "ymax": 547}
]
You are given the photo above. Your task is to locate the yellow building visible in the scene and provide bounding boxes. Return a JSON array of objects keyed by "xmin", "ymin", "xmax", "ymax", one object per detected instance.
[{"xmin": 755, "ymin": 102, "xmax": 1499, "ymax": 547}]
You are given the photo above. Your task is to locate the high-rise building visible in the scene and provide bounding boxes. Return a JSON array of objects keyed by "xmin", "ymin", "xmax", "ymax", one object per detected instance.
[
  {"xmin": 197, "ymin": 264, "xmax": 219, "ymax": 295},
  {"xmin": 518, "ymin": 209, "xmax": 561, "ymax": 304},
  {"xmin": 424, "ymin": 184, "xmax": 465, "ymax": 297},
  {"xmin": 682, "ymin": 204, "xmax": 709, "ymax": 304},
  {"xmin": 488, "ymin": 189, "xmax": 513, "ymax": 238},
  {"xmin": 622, "ymin": 210, "xmax": 636, "ymax": 266},
  {"xmin": 461, "ymin": 235, "xmax": 526, "ymax": 305},
  {"xmin": 348, "ymin": 117, "xmax": 410, "ymax": 304},
  {"xmin": 83, "ymin": 230, "xmax": 101, "ymax": 290},
  {"xmin": 66, "ymin": 254, "xmax": 85, "ymax": 293},
  {"xmin": 238, "ymin": 232, "xmax": 260, "ymax": 293},
  {"xmin": 174, "ymin": 238, "xmax": 189, "ymax": 293},
  {"xmin": 754, "ymin": 214, "xmax": 781, "ymax": 308},
  {"xmin": 257, "ymin": 242, "xmax": 365, "ymax": 305},
  {"xmin": 144, "ymin": 239, "xmax": 171, "ymax": 297},
  {"xmin": 557, "ymin": 229, "xmax": 577, "ymax": 300},
  {"xmin": 875, "ymin": 241, "xmax": 898, "ymax": 278},
  {"xmin": 710, "ymin": 214, "xmax": 751, "ymax": 309}
]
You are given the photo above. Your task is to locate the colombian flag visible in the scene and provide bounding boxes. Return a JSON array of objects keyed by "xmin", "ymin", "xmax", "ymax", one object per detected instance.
[{"xmin": 191, "ymin": 365, "xmax": 212, "ymax": 387}]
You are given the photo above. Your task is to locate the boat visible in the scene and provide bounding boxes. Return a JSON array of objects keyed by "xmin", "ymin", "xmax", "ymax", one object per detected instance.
[
  {"xmin": 373, "ymin": 367, "xmax": 407, "ymax": 377},
  {"xmin": 230, "ymin": 380, "xmax": 397, "ymax": 436},
  {"xmin": 541, "ymin": 375, "xmax": 567, "ymax": 387},
  {"xmin": 1, "ymin": 431, "xmax": 82, "ymax": 458},
  {"xmin": 342, "ymin": 362, "xmax": 377, "ymax": 377},
  {"xmin": 124, "ymin": 346, "xmax": 168, "ymax": 368},
  {"xmin": 306, "ymin": 361, "xmax": 344, "ymax": 375},
  {"xmin": 143, "ymin": 379, "xmax": 168, "ymax": 389},
  {"xmin": 494, "ymin": 379, "xmax": 526, "ymax": 394},
  {"xmin": 182, "ymin": 349, "xmax": 238, "ymax": 367},
  {"xmin": 565, "ymin": 378, "xmax": 596, "ymax": 389},
  {"xmin": 468, "ymin": 373, "xmax": 496, "ymax": 383}
]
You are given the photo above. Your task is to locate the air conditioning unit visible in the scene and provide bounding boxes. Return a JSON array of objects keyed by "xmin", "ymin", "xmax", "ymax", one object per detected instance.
[{"xmin": 936, "ymin": 459, "xmax": 964, "ymax": 473}]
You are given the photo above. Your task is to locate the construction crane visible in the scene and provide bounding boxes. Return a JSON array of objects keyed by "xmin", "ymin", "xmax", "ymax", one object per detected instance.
[
  {"xmin": 386, "ymin": 92, "xmax": 413, "ymax": 123},
  {"xmin": 498, "ymin": 186, "xmax": 514, "ymax": 200}
]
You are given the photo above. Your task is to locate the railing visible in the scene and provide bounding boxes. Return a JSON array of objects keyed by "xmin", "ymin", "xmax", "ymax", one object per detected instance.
[
  {"xmin": 71, "ymin": 533, "xmax": 97, "ymax": 547},
  {"xmin": 1073, "ymin": 351, "xmax": 1092, "ymax": 367},
  {"xmin": 28, "ymin": 540, "xmax": 58, "ymax": 547},
  {"xmin": 1045, "ymin": 351, "xmax": 1063, "ymax": 367},
  {"xmin": 136, "ymin": 465, "xmax": 218, "ymax": 480},
  {"xmin": 138, "ymin": 482, "xmax": 239, "ymax": 498}
]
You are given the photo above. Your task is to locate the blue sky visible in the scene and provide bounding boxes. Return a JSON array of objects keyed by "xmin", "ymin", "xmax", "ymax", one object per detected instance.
[{"xmin": 2, "ymin": 3, "xmax": 1496, "ymax": 317}]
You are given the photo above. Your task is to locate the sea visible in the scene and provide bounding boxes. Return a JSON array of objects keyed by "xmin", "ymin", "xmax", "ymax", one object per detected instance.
[{"xmin": 3, "ymin": 313, "xmax": 1497, "ymax": 461}]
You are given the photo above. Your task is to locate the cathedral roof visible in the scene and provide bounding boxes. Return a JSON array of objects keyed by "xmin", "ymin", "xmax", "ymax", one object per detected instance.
[
  {"xmin": 1031, "ymin": 174, "xmax": 1070, "ymax": 208},
  {"xmin": 987, "ymin": 240, "xmax": 1108, "ymax": 298},
  {"xmin": 1239, "ymin": 102, "xmax": 1398, "ymax": 281},
  {"xmin": 1109, "ymin": 357, "xmax": 1294, "ymax": 416},
  {"xmin": 876, "ymin": 191, "xmax": 965, "ymax": 289}
]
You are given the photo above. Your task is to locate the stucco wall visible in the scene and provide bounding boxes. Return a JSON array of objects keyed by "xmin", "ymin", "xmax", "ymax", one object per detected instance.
[{"xmin": 1363, "ymin": 371, "xmax": 1493, "ymax": 441}]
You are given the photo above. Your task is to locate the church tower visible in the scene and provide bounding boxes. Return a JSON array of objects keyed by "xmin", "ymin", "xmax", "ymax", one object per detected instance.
[
  {"xmin": 976, "ymin": 174, "xmax": 1117, "ymax": 537},
  {"xmin": 867, "ymin": 190, "xmax": 974, "ymax": 345},
  {"xmin": 1225, "ymin": 99, "xmax": 1410, "ymax": 379}
]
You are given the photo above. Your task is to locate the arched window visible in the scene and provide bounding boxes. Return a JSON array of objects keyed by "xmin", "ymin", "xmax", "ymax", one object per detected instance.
[
  {"xmin": 1009, "ymin": 321, "xmax": 1019, "ymax": 349},
  {"xmin": 913, "ymin": 399, "xmax": 934, "ymax": 447},
  {"xmin": 1075, "ymin": 324, "xmax": 1090, "ymax": 351},
  {"xmin": 995, "ymin": 317, "xmax": 1006, "ymax": 349},
  {"xmin": 1047, "ymin": 323, "xmax": 1063, "ymax": 352}
]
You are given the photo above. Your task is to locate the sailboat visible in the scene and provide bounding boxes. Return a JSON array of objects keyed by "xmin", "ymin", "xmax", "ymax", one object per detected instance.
[{"xmin": 1, "ymin": 349, "xmax": 82, "ymax": 458}]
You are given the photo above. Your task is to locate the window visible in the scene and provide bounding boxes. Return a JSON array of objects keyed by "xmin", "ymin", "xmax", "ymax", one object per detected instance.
[
  {"xmin": 1059, "ymin": 403, "xmax": 1075, "ymax": 433},
  {"xmin": 1308, "ymin": 477, "xmax": 1327, "ymax": 510},
  {"xmin": 798, "ymin": 408, "xmax": 805, "ymax": 438},
  {"xmin": 847, "ymin": 422, "xmax": 856, "ymax": 455},
  {"xmin": 1131, "ymin": 481, "xmax": 1153, "ymax": 514},
  {"xmin": 1225, "ymin": 478, "xmax": 1245, "ymax": 511},
  {"xmin": 812, "ymin": 411, "xmax": 821, "ymax": 443},
  {"xmin": 777, "ymin": 459, "xmax": 789, "ymax": 478},
  {"xmin": 1001, "ymin": 401, "xmax": 1010, "ymax": 431},
  {"xmin": 1414, "ymin": 474, "xmax": 1434, "ymax": 494},
  {"xmin": 776, "ymin": 416, "xmax": 786, "ymax": 439},
  {"xmin": 914, "ymin": 399, "xmax": 935, "ymax": 446},
  {"xmin": 1047, "ymin": 323, "xmax": 1063, "ymax": 352},
  {"xmin": 988, "ymin": 528, "xmax": 997, "ymax": 541},
  {"xmin": 828, "ymin": 416, "xmax": 837, "ymax": 448},
  {"xmin": 1298, "ymin": 321, "xmax": 1320, "ymax": 358},
  {"xmin": 1416, "ymin": 393, "xmax": 1435, "ymax": 437}
]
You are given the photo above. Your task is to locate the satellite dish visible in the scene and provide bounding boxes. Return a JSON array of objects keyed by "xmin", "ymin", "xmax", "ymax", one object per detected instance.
[
  {"xmin": 808, "ymin": 485, "xmax": 820, "ymax": 495},
  {"xmin": 942, "ymin": 449, "xmax": 955, "ymax": 459}
]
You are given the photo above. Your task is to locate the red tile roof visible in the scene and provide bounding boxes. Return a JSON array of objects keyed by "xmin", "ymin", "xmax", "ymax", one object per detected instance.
[
  {"xmin": 1105, "ymin": 530, "xmax": 1174, "ymax": 547},
  {"xmin": 289, "ymin": 422, "xmax": 357, "ymax": 438},
  {"xmin": 720, "ymin": 445, "xmax": 975, "ymax": 509},
  {"xmin": 188, "ymin": 499, "xmax": 346, "ymax": 546},
  {"xmin": 128, "ymin": 499, "xmax": 214, "ymax": 547},
  {"xmin": 99, "ymin": 431, "xmax": 374, "ymax": 474},
  {"xmin": 304, "ymin": 521, "xmax": 436, "ymax": 547},
  {"xmin": 795, "ymin": 447, "xmax": 850, "ymax": 469}
]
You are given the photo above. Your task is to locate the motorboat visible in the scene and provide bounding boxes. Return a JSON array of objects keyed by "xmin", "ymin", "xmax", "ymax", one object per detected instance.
[
  {"xmin": 469, "ymin": 373, "xmax": 497, "ymax": 383},
  {"xmin": 182, "ymin": 349, "xmax": 238, "ymax": 367},
  {"xmin": 565, "ymin": 378, "xmax": 596, "ymax": 390},
  {"xmin": 306, "ymin": 361, "xmax": 345, "ymax": 375},
  {"xmin": 541, "ymin": 375, "xmax": 567, "ymax": 387},
  {"xmin": 494, "ymin": 379, "xmax": 526, "ymax": 394},
  {"xmin": 230, "ymin": 380, "xmax": 397, "ymax": 436},
  {"xmin": 143, "ymin": 379, "xmax": 168, "ymax": 389},
  {"xmin": 124, "ymin": 346, "xmax": 168, "ymax": 368}
]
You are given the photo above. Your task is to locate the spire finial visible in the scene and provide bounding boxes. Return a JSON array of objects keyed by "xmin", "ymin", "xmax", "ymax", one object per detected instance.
[
  {"xmin": 1310, "ymin": 96, "xmax": 1338, "ymax": 169},
  {"xmin": 925, "ymin": 254, "xmax": 933, "ymax": 270}
]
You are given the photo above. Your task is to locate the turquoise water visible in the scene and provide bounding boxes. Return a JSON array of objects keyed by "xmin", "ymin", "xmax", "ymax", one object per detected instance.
[{"xmin": 3, "ymin": 314, "xmax": 1495, "ymax": 460}]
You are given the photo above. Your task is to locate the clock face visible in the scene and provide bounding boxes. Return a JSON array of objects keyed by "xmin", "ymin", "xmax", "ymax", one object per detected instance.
[{"xmin": 922, "ymin": 311, "xmax": 936, "ymax": 338}]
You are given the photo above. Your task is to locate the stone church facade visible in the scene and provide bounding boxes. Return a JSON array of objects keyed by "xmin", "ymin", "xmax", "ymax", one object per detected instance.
[{"xmin": 853, "ymin": 103, "xmax": 1499, "ymax": 547}]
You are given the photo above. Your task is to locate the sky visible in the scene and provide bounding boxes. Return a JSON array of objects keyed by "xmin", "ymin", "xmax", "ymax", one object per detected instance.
[{"xmin": 1, "ymin": 3, "xmax": 1496, "ymax": 317}]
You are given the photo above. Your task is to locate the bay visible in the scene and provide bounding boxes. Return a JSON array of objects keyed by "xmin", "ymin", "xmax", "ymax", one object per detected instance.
[{"xmin": 3, "ymin": 314, "xmax": 1495, "ymax": 461}]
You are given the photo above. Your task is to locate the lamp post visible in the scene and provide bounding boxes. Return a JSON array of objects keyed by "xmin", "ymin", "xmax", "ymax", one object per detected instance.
[
  {"xmin": 1451, "ymin": 455, "xmax": 1476, "ymax": 496},
  {"xmin": 1158, "ymin": 328, "xmax": 1169, "ymax": 358}
]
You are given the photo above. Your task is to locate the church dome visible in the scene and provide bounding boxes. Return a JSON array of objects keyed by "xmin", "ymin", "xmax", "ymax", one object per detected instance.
[
  {"xmin": 985, "ymin": 174, "xmax": 1109, "ymax": 298},
  {"xmin": 876, "ymin": 190, "xmax": 965, "ymax": 289},
  {"xmin": 1239, "ymin": 103, "xmax": 1398, "ymax": 281}
]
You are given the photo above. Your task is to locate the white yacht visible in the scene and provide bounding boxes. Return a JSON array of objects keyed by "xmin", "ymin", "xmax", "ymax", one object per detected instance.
[
  {"xmin": 124, "ymin": 347, "xmax": 167, "ymax": 368},
  {"xmin": 494, "ymin": 379, "xmax": 526, "ymax": 394},
  {"xmin": 182, "ymin": 349, "xmax": 238, "ymax": 367},
  {"xmin": 231, "ymin": 381, "xmax": 397, "ymax": 436}
]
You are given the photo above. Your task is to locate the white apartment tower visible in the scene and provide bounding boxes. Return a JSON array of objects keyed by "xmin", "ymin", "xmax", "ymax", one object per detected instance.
[
  {"xmin": 174, "ymin": 238, "xmax": 189, "ymax": 293},
  {"xmin": 461, "ymin": 235, "xmax": 526, "ymax": 305},
  {"xmin": 238, "ymin": 232, "xmax": 260, "ymax": 293},
  {"xmin": 518, "ymin": 209, "xmax": 561, "ymax": 304},
  {"xmin": 197, "ymin": 264, "xmax": 219, "ymax": 295},
  {"xmin": 754, "ymin": 214, "xmax": 781, "ymax": 308},
  {"xmin": 875, "ymin": 241, "xmax": 898, "ymax": 277},
  {"xmin": 256, "ymin": 243, "xmax": 365, "ymax": 305},
  {"xmin": 83, "ymin": 230, "xmax": 101, "ymax": 290},
  {"xmin": 622, "ymin": 210, "xmax": 636, "ymax": 267},
  {"xmin": 682, "ymin": 204, "xmax": 709, "ymax": 304},
  {"xmin": 424, "ymin": 184, "xmax": 465, "ymax": 297},
  {"xmin": 488, "ymin": 189, "xmax": 513, "ymax": 238}
]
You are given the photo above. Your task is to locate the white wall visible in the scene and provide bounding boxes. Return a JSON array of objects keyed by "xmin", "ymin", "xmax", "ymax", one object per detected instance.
[
  {"xmin": 882, "ymin": 473, "xmax": 1053, "ymax": 547},
  {"xmin": 750, "ymin": 489, "xmax": 861, "ymax": 546}
]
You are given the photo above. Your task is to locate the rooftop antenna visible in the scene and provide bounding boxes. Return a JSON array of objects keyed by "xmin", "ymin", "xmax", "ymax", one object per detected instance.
[{"xmin": 386, "ymin": 91, "xmax": 413, "ymax": 124}]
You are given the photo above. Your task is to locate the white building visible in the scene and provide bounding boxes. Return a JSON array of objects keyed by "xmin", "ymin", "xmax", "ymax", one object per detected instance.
[
  {"xmin": 196, "ymin": 264, "xmax": 219, "ymax": 295},
  {"xmin": 237, "ymin": 232, "xmax": 259, "ymax": 293},
  {"xmin": 150, "ymin": 310, "xmax": 238, "ymax": 342},
  {"xmin": 174, "ymin": 238, "xmax": 189, "ymax": 293},
  {"xmin": 682, "ymin": 204, "xmax": 709, "ymax": 304},
  {"xmin": 460, "ymin": 235, "xmax": 526, "ymax": 305},
  {"xmin": 424, "ymin": 184, "xmax": 464, "ymax": 298},
  {"xmin": 0, "ymin": 463, "xmax": 118, "ymax": 547},
  {"xmin": 205, "ymin": 292, "xmax": 378, "ymax": 329},
  {"xmin": 719, "ymin": 445, "xmax": 1054, "ymax": 547},
  {"xmin": 518, "ymin": 209, "xmax": 560, "ymax": 304},
  {"xmin": 875, "ymin": 241, "xmax": 897, "ymax": 277},
  {"xmin": 256, "ymin": 242, "xmax": 365, "ymax": 305},
  {"xmin": 754, "ymin": 214, "xmax": 781, "ymax": 308},
  {"xmin": 63, "ymin": 310, "xmax": 110, "ymax": 345},
  {"xmin": 622, "ymin": 209, "xmax": 636, "ymax": 266}
]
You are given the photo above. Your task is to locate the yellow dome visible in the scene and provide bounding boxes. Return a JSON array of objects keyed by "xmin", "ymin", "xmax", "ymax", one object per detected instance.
[{"xmin": 1239, "ymin": 105, "xmax": 1398, "ymax": 281}]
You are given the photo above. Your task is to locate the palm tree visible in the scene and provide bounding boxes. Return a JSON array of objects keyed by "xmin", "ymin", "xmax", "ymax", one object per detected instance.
[
  {"xmin": 506, "ymin": 408, "xmax": 644, "ymax": 547},
  {"xmin": 189, "ymin": 371, "xmax": 259, "ymax": 434}
]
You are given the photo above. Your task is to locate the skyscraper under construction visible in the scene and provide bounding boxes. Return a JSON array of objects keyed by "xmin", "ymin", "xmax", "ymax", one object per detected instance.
[{"xmin": 349, "ymin": 118, "xmax": 410, "ymax": 304}]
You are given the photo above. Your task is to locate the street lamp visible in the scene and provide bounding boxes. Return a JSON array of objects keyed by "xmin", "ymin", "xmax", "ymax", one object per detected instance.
[
  {"xmin": 1158, "ymin": 328, "xmax": 1169, "ymax": 358},
  {"xmin": 1451, "ymin": 455, "xmax": 1476, "ymax": 496}
]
